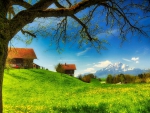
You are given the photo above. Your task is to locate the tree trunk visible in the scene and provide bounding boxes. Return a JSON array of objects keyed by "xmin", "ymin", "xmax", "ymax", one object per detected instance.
[{"xmin": 0, "ymin": 37, "xmax": 8, "ymax": 113}]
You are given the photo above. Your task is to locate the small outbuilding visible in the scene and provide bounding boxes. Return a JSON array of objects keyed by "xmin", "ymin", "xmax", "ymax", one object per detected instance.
[
  {"xmin": 61, "ymin": 63, "xmax": 76, "ymax": 76},
  {"xmin": 33, "ymin": 63, "xmax": 40, "ymax": 69}
]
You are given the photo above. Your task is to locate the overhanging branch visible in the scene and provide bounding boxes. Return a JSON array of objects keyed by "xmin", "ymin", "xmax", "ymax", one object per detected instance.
[
  {"xmin": 29, "ymin": 0, "xmax": 56, "ymax": 10},
  {"xmin": 10, "ymin": 0, "xmax": 106, "ymax": 39},
  {"xmin": 101, "ymin": 2, "xmax": 149, "ymax": 38},
  {"xmin": 9, "ymin": 0, "xmax": 150, "ymax": 42},
  {"xmin": 10, "ymin": 0, "xmax": 32, "ymax": 9},
  {"xmin": 21, "ymin": 29, "xmax": 36, "ymax": 38},
  {"xmin": 66, "ymin": 0, "xmax": 72, "ymax": 7},
  {"xmin": 54, "ymin": 1, "xmax": 98, "ymax": 41}
]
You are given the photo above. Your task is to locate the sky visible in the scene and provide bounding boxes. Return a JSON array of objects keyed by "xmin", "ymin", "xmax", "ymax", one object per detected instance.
[
  {"xmin": 10, "ymin": 29, "xmax": 150, "ymax": 77},
  {"xmin": 9, "ymin": 1, "xmax": 150, "ymax": 77}
]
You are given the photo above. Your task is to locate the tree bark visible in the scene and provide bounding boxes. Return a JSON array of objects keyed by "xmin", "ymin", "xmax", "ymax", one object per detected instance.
[{"xmin": 0, "ymin": 36, "xmax": 8, "ymax": 113}]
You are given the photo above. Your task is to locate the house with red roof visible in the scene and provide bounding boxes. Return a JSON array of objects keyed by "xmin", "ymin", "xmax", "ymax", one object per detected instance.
[
  {"xmin": 7, "ymin": 48, "xmax": 37, "ymax": 69},
  {"xmin": 61, "ymin": 63, "xmax": 76, "ymax": 76}
]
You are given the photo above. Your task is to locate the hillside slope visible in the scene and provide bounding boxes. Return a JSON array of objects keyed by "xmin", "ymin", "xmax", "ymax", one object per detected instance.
[
  {"xmin": 4, "ymin": 69, "xmax": 85, "ymax": 88},
  {"xmin": 3, "ymin": 69, "xmax": 150, "ymax": 113},
  {"xmin": 3, "ymin": 69, "xmax": 89, "ymax": 111}
]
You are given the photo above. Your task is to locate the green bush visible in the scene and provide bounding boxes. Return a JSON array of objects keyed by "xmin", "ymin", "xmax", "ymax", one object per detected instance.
[
  {"xmin": 78, "ymin": 74, "xmax": 95, "ymax": 83},
  {"xmin": 98, "ymin": 78, "xmax": 102, "ymax": 81},
  {"xmin": 106, "ymin": 74, "xmax": 113, "ymax": 83},
  {"xmin": 146, "ymin": 78, "xmax": 150, "ymax": 83},
  {"xmin": 78, "ymin": 74, "xmax": 82, "ymax": 80},
  {"xmin": 82, "ymin": 75, "xmax": 91, "ymax": 83},
  {"xmin": 55, "ymin": 63, "xmax": 64, "ymax": 73}
]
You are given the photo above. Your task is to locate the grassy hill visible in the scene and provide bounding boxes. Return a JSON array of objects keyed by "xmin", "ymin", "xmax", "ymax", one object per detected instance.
[{"xmin": 3, "ymin": 69, "xmax": 150, "ymax": 113}]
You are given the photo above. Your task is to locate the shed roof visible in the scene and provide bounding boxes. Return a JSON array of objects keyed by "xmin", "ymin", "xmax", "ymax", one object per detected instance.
[
  {"xmin": 62, "ymin": 64, "xmax": 76, "ymax": 70},
  {"xmin": 7, "ymin": 48, "xmax": 37, "ymax": 59}
]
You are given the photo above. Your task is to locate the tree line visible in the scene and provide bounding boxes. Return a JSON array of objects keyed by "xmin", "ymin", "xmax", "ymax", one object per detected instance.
[
  {"xmin": 78, "ymin": 74, "xmax": 101, "ymax": 83},
  {"xmin": 106, "ymin": 73, "xmax": 150, "ymax": 84}
]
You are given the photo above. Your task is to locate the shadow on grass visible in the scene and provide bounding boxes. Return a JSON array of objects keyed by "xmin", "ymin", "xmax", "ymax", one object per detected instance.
[
  {"xmin": 53, "ymin": 103, "xmax": 107, "ymax": 113},
  {"xmin": 29, "ymin": 69, "xmax": 45, "ymax": 74},
  {"xmin": 9, "ymin": 73, "xmax": 28, "ymax": 80},
  {"xmin": 139, "ymin": 100, "xmax": 150, "ymax": 113}
]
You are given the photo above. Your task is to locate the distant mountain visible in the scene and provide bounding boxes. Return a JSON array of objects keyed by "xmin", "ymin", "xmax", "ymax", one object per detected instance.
[{"xmin": 95, "ymin": 62, "xmax": 149, "ymax": 78}]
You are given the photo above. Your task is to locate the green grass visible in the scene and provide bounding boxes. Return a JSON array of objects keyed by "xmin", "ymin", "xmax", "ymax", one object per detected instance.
[{"xmin": 3, "ymin": 69, "xmax": 150, "ymax": 113}]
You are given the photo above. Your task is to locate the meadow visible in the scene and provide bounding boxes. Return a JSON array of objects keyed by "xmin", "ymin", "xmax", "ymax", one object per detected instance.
[{"xmin": 3, "ymin": 69, "xmax": 150, "ymax": 113}]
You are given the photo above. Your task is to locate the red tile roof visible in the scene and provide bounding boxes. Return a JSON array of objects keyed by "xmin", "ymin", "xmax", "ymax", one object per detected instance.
[
  {"xmin": 7, "ymin": 48, "xmax": 37, "ymax": 59},
  {"xmin": 62, "ymin": 64, "xmax": 76, "ymax": 70}
]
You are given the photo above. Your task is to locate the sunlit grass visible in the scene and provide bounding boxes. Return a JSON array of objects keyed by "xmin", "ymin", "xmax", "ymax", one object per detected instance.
[{"xmin": 3, "ymin": 69, "xmax": 150, "ymax": 113}]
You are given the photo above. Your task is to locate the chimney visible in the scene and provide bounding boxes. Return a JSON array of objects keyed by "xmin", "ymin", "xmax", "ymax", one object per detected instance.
[{"xmin": 65, "ymin": 63, "xmax": 67, "ymax": 66}]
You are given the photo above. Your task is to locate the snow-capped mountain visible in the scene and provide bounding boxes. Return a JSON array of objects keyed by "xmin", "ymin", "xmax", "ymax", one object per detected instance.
[
  {"xmin": 105, "ymin": 62, "xmax": 130, "ymax": 71},
  {"xmin": 95, "ymin": 62, "xmax": 148, "ymax": 77}
]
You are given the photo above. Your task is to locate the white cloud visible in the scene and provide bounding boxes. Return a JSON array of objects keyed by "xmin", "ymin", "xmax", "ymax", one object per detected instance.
[
  {"xmin": 131, "ymin": 57, "xmax": 139, "ymax": 61},
  {"xmin": 84, "ymin": 68, "xmax": 96, "ymax": 73},
  {"xmin": 123, "ymin": 58, "xmax": 131, "ymax": 62},
  {"xmin": 94, "ymin": 60, "xmax": 112, "ymax": 68},
  {"xmin": 131, "ymin": 57, "xmax": 139, "ymax": 63},
  {"xmin": 121, "ymin": 64, "xmax": 126, "ymax": 69},
  {"xmin": 77, "ymin": 48, "xmax": 90, "ymax": 56}
]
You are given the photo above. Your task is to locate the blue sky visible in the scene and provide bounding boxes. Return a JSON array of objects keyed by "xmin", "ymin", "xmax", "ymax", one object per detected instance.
[
  {"xmin": 10, "ymin": 1, "xmax": 150, "ymax": 77},
  {"xmin": 10, "ymin": 28, "xmax": 150, "ymax": 77}
]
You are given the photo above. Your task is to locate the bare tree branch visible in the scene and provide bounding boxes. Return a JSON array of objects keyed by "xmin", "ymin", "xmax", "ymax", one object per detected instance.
[
  {"xmin": 8, "ymin": 6, "xmax": 15, "ymax": 20},
  {"xmin": 84, "ymin": 5, "xmax": 99, "ymax": 25},
  {"xmin": 54, "ymin": 1, "xmax": 98, "ymax": 41},
  {"xmin": 66, "ymin": 0, "xmax": 72, "ymax": 7},
  {"xmin": 100, "ymin": 2, "xmax": 149, "ymax": 38},
  {"xmin": 8, "ymin": 4, "xmax": 36, "ymax": 38},
  {"xmin": 21, "ymin": 29, "xmax": 36, "ymax": 38},
  {"xmin": 8, "ymin": 0, "xmax": 150, "ymax": 43},
  {"xmin": 10, "ymin": 0, "xmax": 106, "ymax": 39},
  {"xmin": 10, "ymin": 0, "xmax": 32, "ymax": 9},
  {"xmin": 29, "ymin": 0, "xmax": 56, "ymax": 10}
]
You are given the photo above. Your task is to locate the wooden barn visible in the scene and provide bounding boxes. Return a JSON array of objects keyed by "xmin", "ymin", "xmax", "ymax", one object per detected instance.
[
  {"xmin": 61, "ymin": 63, "xmax": 76, "ymax": 76},
  {"xmin": 7, "ymin": 48, "xmax": 37, "ymax": 69}
]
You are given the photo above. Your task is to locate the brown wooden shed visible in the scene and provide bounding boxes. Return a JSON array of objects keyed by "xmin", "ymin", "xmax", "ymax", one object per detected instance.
[
  {"xmin": 7, "ymin": 48, "xmax": 37, "ymax": 69},
  {"xmin": 61, "ymin": 63, "xmax": 76, "ymax": 76}
]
